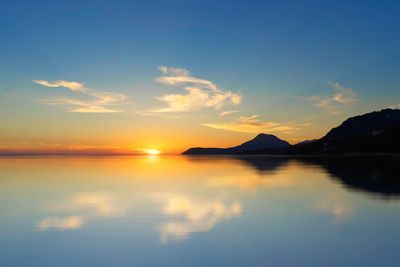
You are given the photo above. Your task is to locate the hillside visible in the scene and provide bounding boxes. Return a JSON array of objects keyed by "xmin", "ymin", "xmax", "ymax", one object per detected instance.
[{"xmin": 183, "ymin": 109, "xmax": 400, "ymax": 155}]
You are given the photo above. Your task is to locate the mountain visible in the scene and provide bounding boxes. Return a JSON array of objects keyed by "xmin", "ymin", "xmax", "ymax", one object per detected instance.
[
  {"xmin": 291, "ymin": 108, "xmax": 400, "ymax": 154},
  {"xmin": 323, "ymin": 108, "xmax": 400, "ymax": 140},
  {"xmin": 182, "ymin": 133, "xmax": 289, "ymax": 155},
  {"xmin": 229, "ymin": 133, "xmax": 290, "ymax": 152},
  {"xmin": 295, "ymin": 139, "xmax": 317, "ymax": 145},
  {"xmin": 183, "ymin": 109, "xmax": 400, "ymax": 155}
]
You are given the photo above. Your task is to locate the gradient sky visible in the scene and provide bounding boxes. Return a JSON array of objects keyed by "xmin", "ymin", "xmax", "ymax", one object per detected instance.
[{"xmin": 1, "ymin": 0, "xmax": 400, "ymax": 154}]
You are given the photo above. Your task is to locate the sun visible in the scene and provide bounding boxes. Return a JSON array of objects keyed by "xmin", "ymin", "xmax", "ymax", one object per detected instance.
[{"xmin": 145, "ymin": 149, "xmax": 161, "ymax": 155}]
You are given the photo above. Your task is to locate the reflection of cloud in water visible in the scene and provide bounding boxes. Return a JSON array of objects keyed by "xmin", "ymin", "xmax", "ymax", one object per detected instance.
[
  {"xmin": 158, "ymin": 194, "xmax": 241, "ymax": 244},
  {"xmin": 313, "ymin": 194, "xmax": 354, "ymax": 224},
  {"xmin": 37, "ymin": 192, "xmax": 124, "ymax": 231},
  {"xmin": 53, "ymin": 193, "xmax": 124, "ymax": 216},
  {"xmin": 37, "ymin": 215, "xmax": 84, "ymax": 231}
]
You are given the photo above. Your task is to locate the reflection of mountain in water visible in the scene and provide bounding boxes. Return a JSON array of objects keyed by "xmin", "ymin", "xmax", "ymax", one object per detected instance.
[
  {"xmin": 297, "ymin": 156, "xmax": 400, "ymax": 198},
  {"xmin": 185, "ymin": 155, "xmax": 400, "ymax": 198},
  {"xmin": 232, "ymin": 156, "xmax": 289, "ymax": 173},
  {"xmin": 183, "ymin": 155, "xmax": 289, "ymax": 174}
]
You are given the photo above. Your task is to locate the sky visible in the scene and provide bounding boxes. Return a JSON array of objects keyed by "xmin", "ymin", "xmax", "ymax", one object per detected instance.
[{"xmin": 1, "ymin": 0, "xmax": 400, "ymax": 154}]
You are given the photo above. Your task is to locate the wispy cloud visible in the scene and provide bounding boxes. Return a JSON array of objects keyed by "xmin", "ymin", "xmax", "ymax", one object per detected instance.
[
  {"xmin": 33, "ymin": 80, "xmax": 127, "ymax": 113},
  {"xmin": 34, "ymin": 80, "xmax": 84, "ymax": 91},
  {"xmin": 203, "ymin": 115, "xmax": 300, "ymax": 134},
  {"xmin": 306, "ymin": 82, "xmax": 357, "ymax": 114},
  {"xmin": 150, "ymin": 67, "xmax": 241, "ymax": 113},
  {"xmin": 219, "ymin": 110, "xmax": 240, "ymax": 116}
]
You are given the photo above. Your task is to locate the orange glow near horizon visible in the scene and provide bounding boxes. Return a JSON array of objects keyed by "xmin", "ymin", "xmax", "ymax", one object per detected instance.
[{"xmin": 0, "ymin": 129, "xmax": 320, "ymax": 155}]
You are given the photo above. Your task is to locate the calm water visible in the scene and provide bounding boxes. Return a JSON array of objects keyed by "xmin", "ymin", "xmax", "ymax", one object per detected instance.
[{"xmin": 1, "ymin": 155, "xmax": 400, "ymax": 267}]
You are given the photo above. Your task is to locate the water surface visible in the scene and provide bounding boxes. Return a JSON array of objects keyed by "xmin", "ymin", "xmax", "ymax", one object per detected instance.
[{"xmin": 1, "ymin": 155, "xmax": 400, "ymax": 267}]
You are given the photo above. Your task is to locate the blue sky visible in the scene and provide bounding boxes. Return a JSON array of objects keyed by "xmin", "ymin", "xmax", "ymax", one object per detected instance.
[{"xmin": 1, "ymin": 0, "xmax": 400, "ymax": 152}]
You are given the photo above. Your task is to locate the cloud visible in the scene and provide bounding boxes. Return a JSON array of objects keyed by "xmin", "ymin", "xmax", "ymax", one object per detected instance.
[
  {"xmin": 203, "ymin": 115, "xmax": 300, "ymax": 134},
  {"xmin": 150, "ymin": 67, "xmax": 241, "ymax": 113},
  {"xmin": 219, "ymin": 110, "xmax": 240, "ymax": 116},
  {"xmin": 306, "ymin": 82, "xmax": 357, "ymax": 114},
  {"xmin": 33, "ymin": 80, "xmax": 127, "ymax": 113},
  {"xmin": 33, "ymin": 80, "xmax": 84, "ymax": 91},
  {"xmin": 158, "ymin": 194, "xmax": 241, "ymax": 244}
]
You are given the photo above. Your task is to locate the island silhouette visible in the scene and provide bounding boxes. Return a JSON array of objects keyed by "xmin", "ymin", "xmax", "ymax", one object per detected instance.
[{"xmin": 183, "ymin": 108, "xmax": 400, "ymax": 155}]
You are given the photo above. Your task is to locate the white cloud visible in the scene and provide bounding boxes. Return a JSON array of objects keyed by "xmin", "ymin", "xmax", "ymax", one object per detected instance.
[
  {"xmin": 150, "ymin": 67, "xmax": 241, "ymax": 113},
  {"xmin": 219, "ymin": 110, "xmax": 240, "ymax": 116},
  {"xmin": 34, "ymin": 80, "xmax": 127, "ymax": 113},
  {"xmin": 33, "ymin": 80, "xmax": 84, "ymax": 91},
  {"xmin": 306, "ymin": 82, "xmax": 357, "ymax": 114},
  {"xmin": 203, "ymin": 115, "xmax": 300, "ymax": 134}
]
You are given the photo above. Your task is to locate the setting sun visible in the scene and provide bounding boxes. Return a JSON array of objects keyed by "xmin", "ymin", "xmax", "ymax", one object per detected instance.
[{"xmin": 145, "ymin": 149, "xmax": 161, "ymax": 155}]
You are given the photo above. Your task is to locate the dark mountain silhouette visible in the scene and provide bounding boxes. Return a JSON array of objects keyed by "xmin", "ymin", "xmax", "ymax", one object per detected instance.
[
  {"xmin": 183, "ymin": 109, "xmax": 400, "ymax": 155},
  {"xmin": 182, "ymin": 133, "xmax": 289, "ymax": 155},
  {"xmin": 324, "ymin": 108, "xmax": 400, "ymax": 140},
  {"xmin": 295, "ymin": 139, "xmax": 317, "ymax": 145},
  {"xmin": 291, "ymin": 108, "xmax": 400, "ymax": 154}
]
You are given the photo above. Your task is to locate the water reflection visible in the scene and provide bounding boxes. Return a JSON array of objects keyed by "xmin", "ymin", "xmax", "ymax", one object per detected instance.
[
  {"xmin": 294, "ymin": 156, "xmax": 400, "ymax": 198},
  {"xmin": 312, "ymin": 193, "xmax": 354, "ymax": 223},
  {"xmin": 37, "ymin": 192, "xmax": 125, "ymax": 231},
  {"xmin": 1, "ymin": 156, "xmax": 400, "ymax": 267},
  {"xmin": 32, "ymin": 156, "xmax": 400, "ymax": 235},
  {"xmin": 37, "ymin": 215, "xmax": 84, "ymax": 231},
  {"xmin": 185, "ymin": 155, "xmax": 288, "ymax": 173},
  {"xmin": 157, "ymin": 194, "xmax": 241, "ymax": 244},
  {"xmin": 216, "ymin": 155, "xmax": 400, "ymax": 199}
]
